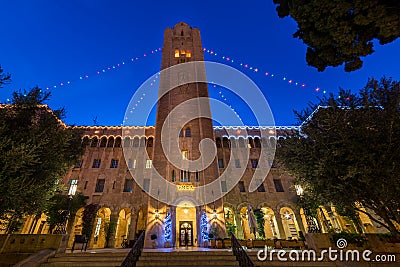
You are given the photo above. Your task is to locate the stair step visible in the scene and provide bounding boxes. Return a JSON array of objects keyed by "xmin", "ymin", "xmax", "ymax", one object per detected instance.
[
  {"xmin": 41, "ymin": 262, "xmax": 121, "ymax": 267},
  {"xmin": 136, "ymin": 260, "xmax": 239, "ymax": 266}
]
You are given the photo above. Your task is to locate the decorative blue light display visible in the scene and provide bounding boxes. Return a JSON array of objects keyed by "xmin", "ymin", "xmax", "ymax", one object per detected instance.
[
  {"xmin": 164, "ymin": 211, "xmax": 172, "ymax": 242},
  {"xmin": 200, "ymin": 211, "xmax": 209, "ymax": 242}
]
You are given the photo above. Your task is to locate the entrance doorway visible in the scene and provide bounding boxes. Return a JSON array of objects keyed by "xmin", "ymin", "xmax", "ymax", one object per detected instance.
[
  {"xmin": 179, "ymin": 221, "xmax": 193, "ymax": 246},
  {"xmin": 176, "ymin": 201, "xmax": 197, "ymax": 247}
]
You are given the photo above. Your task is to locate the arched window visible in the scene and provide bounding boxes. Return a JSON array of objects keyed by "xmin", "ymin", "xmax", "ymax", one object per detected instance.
[
  {"xmin": 216, "ymin": 137, "xmax": 222, "ymax": 148},
  {"xmin": 82, "ymin": 136, "xmax": 90, "ymax": 146},
  {"xmin": 223, "ymin": 137, "xmax": 230, "ymax": 148},
  {"xmin": 133, "ymin": 137, "xmax": 139, "ymax": 147},
  {"xmin": 99, "ymin": 137, "xmax": 107, "ymax": 147},
  {"xmin": 107, "ymin": 136, "xmax": 115, "ymax": 147},
  {"xmin": 181, "ymin": 30, "xmax": 184, "ymax": 36},
  {"xmin": 123, "ymin": 137, "xmax": 130, "ymax": 147},
  {"xmin": 90, "ymin": 137, "xmax": 98, "ymax": 147},
  {"xmin": 254, "ymin": 137, "xmax": 261, "ymax": 148},
  {"xmin": 185, "ymin": 127, "xmax": 191, "ymax": 137},
  {"xmin": 114, "ymin": 137, "xmax": 122, "ymax": 148},
  {"xmin": 147, "ymin": 137, "xmax": 153, "ymax": 148},
  {"xmin": 140, "ymin": 137, "xmax": 146, "ymax": 147}
]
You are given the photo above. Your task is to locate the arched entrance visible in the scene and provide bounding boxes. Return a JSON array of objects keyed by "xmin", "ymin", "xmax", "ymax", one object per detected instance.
[
  {"xmin": 280, "ymin": 207, "xmax": 300, "ymax": 240},
  {"xmin": 176, "ymin": 201, "xmax": 197, "ymax": 247},
  {"xmin": 115, "ymin": 208, "xmax": 132, "ymax": 247},
  {"xmin": 261, "ymin": 207, "xmax": 279, "ymax": 239}
]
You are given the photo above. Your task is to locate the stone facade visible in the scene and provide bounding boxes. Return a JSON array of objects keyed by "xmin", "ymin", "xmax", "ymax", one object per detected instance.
[{"xmin": 17, "ymin": 22, "xmax": 381, "ymax": 249}]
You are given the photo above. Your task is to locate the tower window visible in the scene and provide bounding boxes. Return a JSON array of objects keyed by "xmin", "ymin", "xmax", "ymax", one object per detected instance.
[
  {"xmin": 181, "ymin": 30, "xmax": 184, "ymax": 36},
  {"xmin": 146, "ymin": 159, "xmax": 152, "ymax": 169},
  {"xmin": 218, "ymin": 159, "xmax": 224, "ymax": 168},
  {"xmin": 238, "ymin": 181, "xmax": 246, "ymax": 192},
  {"xmin": 251, "ymin": 159, "xmax": 259, "ymax": 168},
  {"xmin": 185, "ymin": 128, "xmax": 191, "ymax": 137},
  {"xmin": 172, "ymin": 170, "xmax": 176, "ymax": 182},
  {"xmin": 195, "ymin": 171, "xmax": 199, "ymax": 182},
  {"xmin": 182, "ymin": 150, "xmax": 188, "ymax": 160}
]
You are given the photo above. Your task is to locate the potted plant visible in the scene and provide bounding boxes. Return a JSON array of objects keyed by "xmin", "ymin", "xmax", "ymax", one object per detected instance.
[
  {"xmin": 208, "ymin": 233, "xmax": 215, "ymax": 248},
  {"xmin": 216, "ymin": 238, "xmax": 223, "ymax": 249},
  {"xmin": 150, "ymin": 234, "xmax": 157, "ymax": 248}
]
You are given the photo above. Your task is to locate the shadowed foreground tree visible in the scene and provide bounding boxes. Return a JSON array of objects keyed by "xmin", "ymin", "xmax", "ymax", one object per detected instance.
[
  {"xmin": 276, "ymin": 77, "xmax": 400, "ymax": 238},
  {"xmin": 0, "ymin": 87, "xmax": 84, "ymax": 232},
  {"xmin": 273, "ymin": 0, "xmax": 400, "ymax": 72}
]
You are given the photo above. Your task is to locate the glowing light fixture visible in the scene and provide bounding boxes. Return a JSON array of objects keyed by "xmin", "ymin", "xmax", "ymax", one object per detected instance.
[
  {"xmin": 155, "ymin": 209, "xmax": 159, "ymax": 219},
  {"xmin": 183, "ymin": 208, "xmax": 188, "ymax": 214},
  {"xmin": 213, "ymin": 209, "xmax": 217, "ymax": 219}
]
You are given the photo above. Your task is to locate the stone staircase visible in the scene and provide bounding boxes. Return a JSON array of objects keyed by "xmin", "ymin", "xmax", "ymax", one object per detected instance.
[
  {"xmin": 136, "ymin": 250, "xmax": 240, "ymax": 266},
  {"xmin": 40, "ymin": 251, "xmax": 128, "ymax": 267}
]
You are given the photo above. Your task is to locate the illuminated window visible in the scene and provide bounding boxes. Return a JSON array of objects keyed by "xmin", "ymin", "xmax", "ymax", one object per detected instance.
[
  {"xmin": 94, "ymin": 218, "xmax": 102, "ymax": 237},
  {"xmin": 175, "ymin": 50, "xmax": 180, "ymax": 58},
  {"xmin": 180, "ymin": 49, "xmax": 185, "ymax": 55},
  {"xmin": 180, "ymin": 170, "xmax": 190, "ymax": 182},
  {"xmin": 186, "ymin": 50, "xmax": 191, "ymax": 57},
  {"xmin": 146, "ymin": 159, "xmax": 152, "ymax": 169},
  {"xmin": 68, "ymin": 179, "xmax": 78, "ymax": 196},
  {"xmin": 182, "ymin": 150, "xmax": 188, "ymax": 160}
]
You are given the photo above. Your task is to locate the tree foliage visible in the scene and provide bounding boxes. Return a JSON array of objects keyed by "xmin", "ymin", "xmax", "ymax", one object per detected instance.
[
  {"xmin": 276, "ymin": 77, "xmax": 400, "ymax": 238},
  {"xmin": 0, "ymin": 87, "xmax": 84, "ymax": 227},
  {"xmin": 45, "ymin": 193, "xmax": 88, "ymax": 233},
  {"xmin": 0, "ymin": 65, "xmax": 11, "ymax": 88},
  {"xmin": 273, "ymin": 1, "xmax": 400, "ymax": 72}
]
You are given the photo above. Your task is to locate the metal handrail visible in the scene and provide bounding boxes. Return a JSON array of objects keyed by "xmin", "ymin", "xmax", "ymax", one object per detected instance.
[
  {"xmin": 120, "ymin": 232, "xmax": 145, "ymax": 267},
  {"xmin": 231, "ymin": 233, "xmax": 254, "ymax": 267}
]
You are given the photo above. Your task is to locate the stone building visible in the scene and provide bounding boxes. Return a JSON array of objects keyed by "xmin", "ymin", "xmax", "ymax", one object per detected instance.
[{"xmin": 17, "ymin": 22, "xmax": 380, "ymax": 249}]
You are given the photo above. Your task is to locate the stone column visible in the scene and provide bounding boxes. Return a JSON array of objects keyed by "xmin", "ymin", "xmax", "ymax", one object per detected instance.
[
  {"xmin": 234, "ymin": 212, "xmax": 244, "ymax": 239},
  {"xmin": 294, "ymin": 209, "xmax": 306, "ymax": 234},
  {"xmin": 196, "ymin": 206, "xmax": 201, "ymax": 247},
  {"xmin": 128, "ymin": 209, "xmax": 138, "ymax": 241},
  {"xmin": 171, "ymin": 206, "xmax": 177, "ymax": 247},
  {"xmin": 274, "ymin": 211, "xmax": 286, "ymax": 239},
  {"xmin": 108, "ymin": 212, "xmax": 119, "ymax": 248}
]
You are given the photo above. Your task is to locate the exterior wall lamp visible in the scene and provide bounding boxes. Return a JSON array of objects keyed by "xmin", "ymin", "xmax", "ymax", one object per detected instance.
[
  {"xmin": 155, "ymin": 209, "xmax": 159, "ymax": 219},
  {"xmin": 212, "ymin": 209, "xmax": 217, "ymax": 219}
]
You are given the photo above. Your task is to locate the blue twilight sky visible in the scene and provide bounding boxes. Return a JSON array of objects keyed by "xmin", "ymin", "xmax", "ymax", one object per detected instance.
[{"xmin": 0, "ymin": 1, "xmax": 399, "ymax": 126}]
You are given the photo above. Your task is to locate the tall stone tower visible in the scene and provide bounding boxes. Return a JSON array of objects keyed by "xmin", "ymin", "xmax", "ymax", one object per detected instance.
[{"xmin": 144, "ymin": 22, "xmax": 225, "ymax": 248}]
